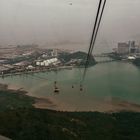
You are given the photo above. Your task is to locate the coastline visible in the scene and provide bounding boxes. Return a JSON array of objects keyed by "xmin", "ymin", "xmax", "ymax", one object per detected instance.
[
  {"xmin": 1, "ymin": 83, "xmax": 140, "ymax": 112},
  {"xmin": 0, "ymin": 66, "xmax": 74, "ymax": 78},
  {"xmin": 33, "ymin": 98, "xmax": 140, "ymax": 113},
  {"xmin": 0, "ymin": 83, "xmax": 58, "ymax": 110}
]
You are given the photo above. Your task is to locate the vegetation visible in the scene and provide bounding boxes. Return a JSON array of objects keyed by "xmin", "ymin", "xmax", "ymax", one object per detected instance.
[
  {"xmin": 133, "ymin": 58, "xmax": 140, "ymax": 66},
  {"xmin": 0, "ymin": 85, "xmax": 140, "ymax": 140},
  {"xmin": 59, "ymin": 51, "xmax": 96, "ymax": 66},
  {"xmin": 6, "ymin": 52, "xmax": 41, "ymax": 65},
  {"xmin": 0, "ymin": 85, "xmax": 34, "ymax": 111},
  {"xmin": 0, "ymin": 109, "xmax": 140, "ymax": 140}
]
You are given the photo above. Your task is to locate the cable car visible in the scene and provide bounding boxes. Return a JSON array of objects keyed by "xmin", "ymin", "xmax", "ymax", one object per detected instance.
[
  {"xmin": 80, "ymin": 84, "xmax": 83, "ymax": 91},
  {"xmin": 54, "ymin": 81, "xmax": 60, "ymax": 93},
  {"xmin": 54, "ymin": 86, "xmax": 60, "ymax": 93},
  {"xmin": 54, "ymin": 81, "xmax": 57, "ymax": 85}
]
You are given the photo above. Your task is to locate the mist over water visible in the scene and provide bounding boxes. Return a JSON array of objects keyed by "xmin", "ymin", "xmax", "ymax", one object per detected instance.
[{"xmin": 0, "ymin": 0, "xmax": 140, "ymax": 53}]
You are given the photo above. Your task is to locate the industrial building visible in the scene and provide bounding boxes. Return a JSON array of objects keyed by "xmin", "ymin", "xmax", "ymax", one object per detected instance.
[{"xmin": 36, "ymin": 58, "xmax": 59, "ymax": 66}]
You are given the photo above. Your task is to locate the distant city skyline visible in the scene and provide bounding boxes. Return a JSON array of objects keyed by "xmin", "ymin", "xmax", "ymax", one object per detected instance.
[{"xmin": 0, "ymin": 0, "xmax": 140, "ymax": 53}]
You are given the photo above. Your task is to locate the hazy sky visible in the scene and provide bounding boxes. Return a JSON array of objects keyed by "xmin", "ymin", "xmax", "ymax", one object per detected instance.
[{"xmin": 0, "ymin": 0, "xmax": 140, "ymax": 52}]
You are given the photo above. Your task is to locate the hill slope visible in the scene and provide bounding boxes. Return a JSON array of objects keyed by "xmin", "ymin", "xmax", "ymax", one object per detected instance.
[{"xmin": 59, "ymin": 51, "xmax": 96, "ymax": 66}]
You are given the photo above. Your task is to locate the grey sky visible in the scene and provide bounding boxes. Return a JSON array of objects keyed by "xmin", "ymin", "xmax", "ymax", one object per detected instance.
[{"xmin": 0, "ymin": 0, "xmax": 140, "ymax": 53}]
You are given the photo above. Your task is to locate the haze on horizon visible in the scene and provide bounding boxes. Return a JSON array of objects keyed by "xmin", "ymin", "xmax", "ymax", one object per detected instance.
[{"xmin": 0, "ymin": 0, "xmax": 140, "ymax": 53}]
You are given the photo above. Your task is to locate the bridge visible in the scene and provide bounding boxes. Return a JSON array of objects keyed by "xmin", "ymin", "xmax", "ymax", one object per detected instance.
[
  {"xmin": 93, "ymin": 53, "xmax": 110, "ymax": 57},
  {"xmin": 93, "ymin": 53, "xmax": 119, "ymax": 63},
  {"xmin": 97, "ymin": 59, "xmax": 118, "ymax": 64}
]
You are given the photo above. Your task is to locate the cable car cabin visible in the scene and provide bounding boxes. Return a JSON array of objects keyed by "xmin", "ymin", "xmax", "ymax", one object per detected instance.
[
  {"xmin": 80, "ymin": 85, "xmax": 83, "ymax": 91},
  {"xmin": 80, "ymin": 87, "xmax": 83, "ymax": 91},
  {"xmin": 54, "ymin": 87, "xmax": 60, "ymax": 93}
]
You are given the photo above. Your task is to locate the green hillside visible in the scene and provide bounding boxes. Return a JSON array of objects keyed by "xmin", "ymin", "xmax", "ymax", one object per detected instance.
[{"xmin": 0, "ymin": 85, "xmax": 140, "ymax": 140}]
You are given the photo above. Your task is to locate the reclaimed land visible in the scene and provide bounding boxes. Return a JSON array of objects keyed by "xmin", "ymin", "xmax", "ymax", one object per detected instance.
[{"xmin": 0, "ymin": 84, "xmax": 140, "ymax": 140}]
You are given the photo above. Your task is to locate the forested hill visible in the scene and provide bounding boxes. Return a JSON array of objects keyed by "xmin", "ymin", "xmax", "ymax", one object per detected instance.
[
  {"xmin": 59, "ymin": 51, "xmax": 96, "ymax": 66},
  {"xmin": 0, "ymin": 109, "xmax": 140, "ymax": 140},
  {"xmin": 0, "ymin": 84, "xmax": 140, "ymax": 140}
]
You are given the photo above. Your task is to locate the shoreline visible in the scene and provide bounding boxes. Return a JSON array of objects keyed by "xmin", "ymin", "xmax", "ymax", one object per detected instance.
[
  {"xmin": 0, "ymin": 66, "xmax": 74, "ymax": 78},
  {"xmin": 0, "ymin": 83, "xmax": 140, "ymax": 113},
  {"xmin": 33, "ymin": 98, "xmax": 140, "ymax": 113}
]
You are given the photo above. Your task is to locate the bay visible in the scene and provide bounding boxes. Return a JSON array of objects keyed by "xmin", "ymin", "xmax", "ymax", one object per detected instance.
[{"xmin": 0, "ymin": 61, "xmax": 140, "ymax": 111}]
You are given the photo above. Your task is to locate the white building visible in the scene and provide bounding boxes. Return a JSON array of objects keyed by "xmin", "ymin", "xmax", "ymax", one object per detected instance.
[
  {"xmin": 36, "ymin": 61, "xmax": 41, "ymax": 66},
  {"xmin": 51, "ymin": 49, "xmax": 58, "ymax": 57},
  {"xmin": 36, "ymin": 58, "xmax": 58, "ymax": 66},
  {"xmin": 40, "ymin": 62, "xmax": 45, "ymax": 66},
  {"xmin": 26, "ymin": 65, "xmax": 35, "ymax": 70}
]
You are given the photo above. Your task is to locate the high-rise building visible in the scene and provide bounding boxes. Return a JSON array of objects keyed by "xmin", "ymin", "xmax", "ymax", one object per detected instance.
[
  {"xmin": 129, "ymin": 41, "xmax": 137, "ymax": 53},
  {"xmin": 118, "ymin": 43, "xmax": 129, "ymax": 54},
  {"xmin": 51, "ymin": 49, "xmax": 58, "ymax": 57}
]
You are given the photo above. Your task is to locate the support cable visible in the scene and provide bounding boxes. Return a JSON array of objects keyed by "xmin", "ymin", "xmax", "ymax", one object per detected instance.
[{"xmin": 81, "ymin": 0, "xmax": 107, "ymax": 84}]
